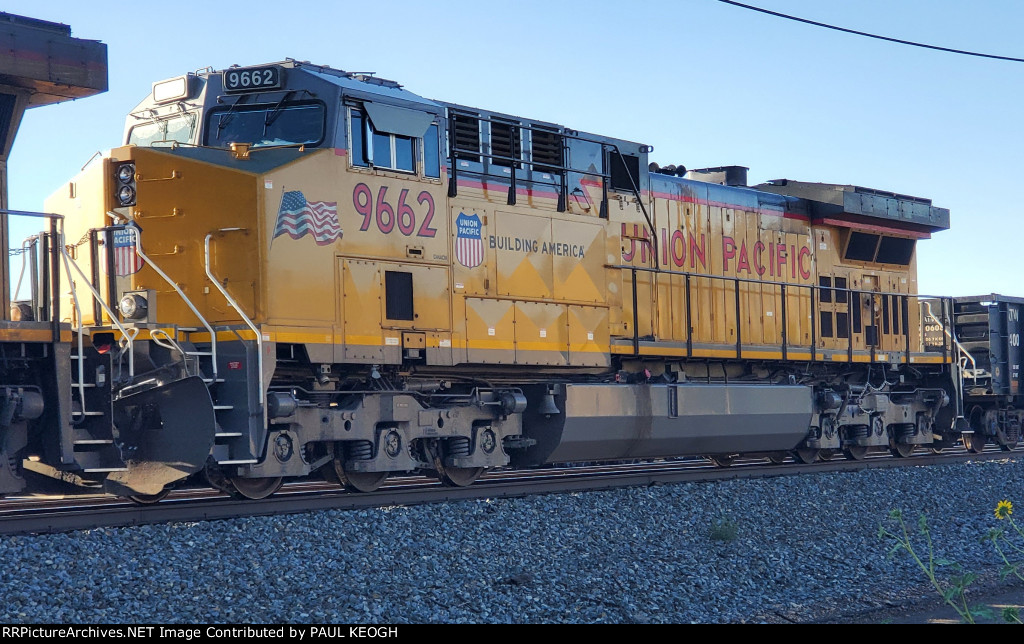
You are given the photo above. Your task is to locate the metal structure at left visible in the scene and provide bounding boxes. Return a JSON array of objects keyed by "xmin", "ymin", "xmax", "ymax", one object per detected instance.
[{"xmin": 0, "ymin": 12, "xmax": 107, "ymax": 311}]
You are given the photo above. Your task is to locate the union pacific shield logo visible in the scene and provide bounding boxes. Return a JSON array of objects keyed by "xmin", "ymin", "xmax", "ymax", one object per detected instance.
[
  {"xmin": 455, "ymin": 212, "xmax": 483, "ymax": 268},
  {"xmin": 112, "ymin": 227, "xmax": 143, "ymax": 276}
]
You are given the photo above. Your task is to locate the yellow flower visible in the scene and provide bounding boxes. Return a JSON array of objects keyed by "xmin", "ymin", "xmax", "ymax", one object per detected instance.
[{"xmin": 995, "ymin": 500, "xmax": 1013, "ymax": 520}]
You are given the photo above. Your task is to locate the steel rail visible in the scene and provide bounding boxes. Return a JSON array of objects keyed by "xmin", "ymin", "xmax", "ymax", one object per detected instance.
[{"xmin": 0, "ymin": 447, "xmax": 1016, "ymax": 537}]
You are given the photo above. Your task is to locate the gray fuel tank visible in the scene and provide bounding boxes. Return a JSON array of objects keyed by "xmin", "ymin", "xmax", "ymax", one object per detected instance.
[{"xmin": 512, "ymin": 383, "xmax": 812, "ymax": 466}]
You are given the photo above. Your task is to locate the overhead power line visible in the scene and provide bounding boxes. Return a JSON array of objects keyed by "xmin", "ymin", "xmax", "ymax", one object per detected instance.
[{"xmin": 717, "ymin": 0, "xmax": 1024, "ymax": 63}]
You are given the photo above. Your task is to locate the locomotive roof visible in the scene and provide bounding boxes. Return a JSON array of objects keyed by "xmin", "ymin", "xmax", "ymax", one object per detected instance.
[
  {"xmin": 755, "ymin": 179, "xmax": 950, "ymax": 232},
  {"xmin": 650, "ymin": 171, "xmax": 809, "ymax": 218}
]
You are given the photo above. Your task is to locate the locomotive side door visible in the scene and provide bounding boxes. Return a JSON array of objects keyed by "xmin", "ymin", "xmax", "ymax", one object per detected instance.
[
  {"xmin": 818, "ymin": 271, "xmax": 852, "ymax": 354},
  {"xmin": 845, "ymin": 273, "xmax": 868, "ymax": 356},
  {"xmin": 860, "ymin": 273, "xmax": 883, "ymax": 356},
  {"xmin": 879, "ymin": 274, "xmax": 907, "ymax": 358}
]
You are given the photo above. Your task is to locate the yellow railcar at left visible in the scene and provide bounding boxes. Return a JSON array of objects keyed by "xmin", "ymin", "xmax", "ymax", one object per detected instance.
[
  {"xmin": 0, "ymin": 13, "xmax": 107, "ymax": 496},
  {"xmin": 0, "ymin": 13, "xmax": 210, "ymax": 500}
]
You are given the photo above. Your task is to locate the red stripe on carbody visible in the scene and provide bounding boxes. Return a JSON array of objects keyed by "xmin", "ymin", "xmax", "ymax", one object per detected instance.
[{"xmin": 456, "ymin": 178, "xmax": 560, "ymax": 200}]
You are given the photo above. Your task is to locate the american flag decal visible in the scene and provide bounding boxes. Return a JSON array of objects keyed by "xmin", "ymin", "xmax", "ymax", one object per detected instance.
[
  {"xmin": 454, "ymin": 212, "xmax": 483, "ymax": 268},
  {"xmin": 112, "ymin": 227, "xmax": 143, "ymax": 276},
  {"xmin": 273, "ymin": 190, "xmax": 342, "ymax": 246}
]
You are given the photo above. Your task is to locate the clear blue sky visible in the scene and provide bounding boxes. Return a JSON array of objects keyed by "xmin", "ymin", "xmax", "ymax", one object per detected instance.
[{"xmin": 4, "ymin": 0, "xmax": 1020, "ymax": 297}]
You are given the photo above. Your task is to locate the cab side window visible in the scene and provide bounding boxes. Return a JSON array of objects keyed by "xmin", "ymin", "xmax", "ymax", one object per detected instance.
[{"xmin": 349, "ymin": 103, "xmax": 439, "ymax": 177}]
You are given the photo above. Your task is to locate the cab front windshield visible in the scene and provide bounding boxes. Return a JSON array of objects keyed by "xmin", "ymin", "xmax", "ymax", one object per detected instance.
[
  {"xmin": 204, "ymin": 101, "xmax": 325, "ymax": 148},
  {"xmin": 128, "ymin": 113, "xmax": 197, "ymax": 146}
]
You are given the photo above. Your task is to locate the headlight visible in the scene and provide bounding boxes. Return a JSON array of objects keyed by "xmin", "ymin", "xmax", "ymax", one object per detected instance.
[
  {"xmin": 113, "ymin": 161, "xmax": 137, "ymax": 207},
  {"xmin": 117, "ymin": 185, "xmax": 136, "ymax": 206},
  {"xmin": 118, "ymin": 293, "xmax": 148, "ymax": 320},
  {"xmin": 116, "ymin": 163, "xmax": 135, "ymax": 184}
]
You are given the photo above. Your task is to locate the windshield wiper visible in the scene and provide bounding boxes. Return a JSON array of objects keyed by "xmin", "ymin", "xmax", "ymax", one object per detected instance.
[
  {"xmin": 215, "ymin": 94, "xmax": 249, "ymax": 136},
  {"xmin": 264, "ymin": 91, "xmax": 296, "ymax": 131}
]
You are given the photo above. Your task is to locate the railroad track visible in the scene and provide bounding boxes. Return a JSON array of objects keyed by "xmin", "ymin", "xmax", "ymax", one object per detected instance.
[{"xmin": 0, "ymin": 446, "xmax": 1016, "ymax": 537}]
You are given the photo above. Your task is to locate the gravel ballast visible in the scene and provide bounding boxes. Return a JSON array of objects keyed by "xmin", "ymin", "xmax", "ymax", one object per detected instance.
[{"xmin": 2, "ymin": 458, "xmax": 1022, "ymax": 624}]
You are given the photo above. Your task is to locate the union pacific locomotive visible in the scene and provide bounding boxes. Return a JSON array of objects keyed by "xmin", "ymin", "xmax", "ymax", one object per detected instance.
[{"xmin": 6, "ymin": 56, "xmax": 1019, "ymax": 500}]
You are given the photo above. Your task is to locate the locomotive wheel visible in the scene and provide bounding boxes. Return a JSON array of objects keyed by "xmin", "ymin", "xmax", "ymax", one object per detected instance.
[
  {"xmin": 127, "ymin": 487, "xmax": 171, "ymax": 505},
  {"xmin": 436, "ymin": 465, "xmax": 485, "ymax": 487},
  {"xmin": 818, "ymin": 449, "xmax": 835, "ymax": 461},
  {"xmin": 205, "ymin": 464, "xmax": 243, "ymax": 499},
  {"xmin": 889, "ymin": 442, "xmax": 916, "ymax": 458},
  {"xmin": 842, "ymin": 446, "xmax": 868, "ymax": 461},
  {"xmin": 767, "ymin": 452, "xmax": 788, "ymax": 465},
  {"xmin": 962, "ymin": 432, "xmax": 987, "ymax": 454},
  {"xmin": 793, "ymin": 449, "xmax": 819, "ymax": 464},
  {"xmin": 424, "ymin": 438, "xmax": 485, "ymax": 487},
  {"xmin": 707, "ymin": 454, "xmax": 736, "ymax": 467},
  {"xmin": 229, "ymin": 476, "xmax": 283, "ymax": 500},
  {"xmin": 333, "ymin": 459, "xmax": 389, "ymax": 493}
]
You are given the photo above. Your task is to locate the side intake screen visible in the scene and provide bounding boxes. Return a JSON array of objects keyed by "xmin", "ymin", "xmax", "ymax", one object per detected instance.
[
  {"xmin": 452, "ymin": 113, "xmax": 480, "ymax": 162},
  {"xmin": 876, "ymin": 237, "xmax": 915, "ymax": 265},
  {"xmin": 844, "ymin": 232, "xmax": 879, "ymax": 262}
]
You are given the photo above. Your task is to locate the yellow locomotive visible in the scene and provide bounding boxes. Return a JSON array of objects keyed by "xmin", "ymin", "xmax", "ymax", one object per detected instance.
[{"xmin": 46, "ymin": 59, "xmax": 963, "ymax": 498}]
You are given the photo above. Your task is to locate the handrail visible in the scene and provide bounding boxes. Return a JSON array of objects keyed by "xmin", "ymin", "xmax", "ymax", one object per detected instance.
[
  {"xmin": 923, "ymin": 300, "xmax": 974, "ymax": 372},
  {"xmin": 115, "ymin": 327, "xmax": 140, "ymax": 383},
  {"xmin": 0, "ymin": 208, "xmax": 65, "ymax": 220},
  {"xmin": 58, "ymin": 245, "xmax": 87, "ymax": 421},
  {"xmin": 0, "ymin": 209, "xmax": 64, "ymax": 331},
  {"xmin": 615, "ymin": 263, "xmax": 945, "ymax": 298},
  {"xmin": 59, "ymin": 239, "xmax": 136, "ymax": 372},
  {"xmin": 125, "ymin": 223, "xmax": 218, "ymax": 382},
  {"xmin": 615, "ymin": 262, "xmax": 955, "ymax": 362},
  {"xmin": 12, "ymin": 235, "xmax": 36, "ymax": 302},
  {"xmin": 205, "ymin": 230, "xmax": 263, "ymax": 414},
  {"xmin": 58, "ymin": 234, "xmax": 136, "ymax": 418},
  {"xmin": 149, "ymin": 328, "xmax": 192, "ymax": 369}
]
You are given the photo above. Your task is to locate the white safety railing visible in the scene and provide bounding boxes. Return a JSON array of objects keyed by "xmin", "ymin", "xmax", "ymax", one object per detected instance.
[
  {"xmin": 125, "ymin": 224, "xmax": 219, "ymax": 382},
  {"xmin": 0, "ymin": 209, "xmax": 139, "ymax": 421},
  {"xmin": 923, "ymin": 300, "xmax": 976, "ymax": 374},
  {"xmin": 59, "ymin": 240, "xmax": 136, "ymax": 420},
  {"xmin": 205, "ymin": 230, "xmax": 264, "ymax": 414}
]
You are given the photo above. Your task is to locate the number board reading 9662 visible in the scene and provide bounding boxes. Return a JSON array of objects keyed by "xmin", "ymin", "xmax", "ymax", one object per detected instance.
[{"xmin": 223, "ymin": 66, "xmax": 282, "ymax": 92}]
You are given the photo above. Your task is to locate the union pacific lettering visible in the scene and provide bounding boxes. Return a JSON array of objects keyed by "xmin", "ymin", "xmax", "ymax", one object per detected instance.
[
  {"xmin": 488, "ymin": 235, "xmax": 585, "ymax": 258},
  {"xmin": 722, "ymin": 236, "xmax": 812, "ymax": 280},
  {"xmin": 621, "ymin": 223, "xmax": 707, "ymax": 270},
  {"xmin": 619, "ymin": 224, "xmax": 812, "ymax": 281}
]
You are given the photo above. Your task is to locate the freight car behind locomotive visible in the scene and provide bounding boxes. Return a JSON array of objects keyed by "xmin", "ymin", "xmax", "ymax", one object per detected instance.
[
  {"xmin": 39, "ymin": 59, "xmax": 977, "ymax": 499},
  {"xmin": 953, "ymin": 294, "xmax": 1024, "ymax": 452}
]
